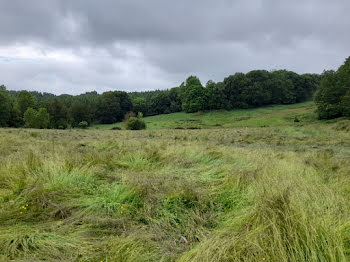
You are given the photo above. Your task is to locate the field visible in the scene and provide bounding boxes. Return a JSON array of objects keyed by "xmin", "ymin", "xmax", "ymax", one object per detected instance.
[
  {"xmin": 1, "ymin": 102, "xmax": 350, "ymax": 261},
  {"xmin": 90, "ymin": 102, "xmax": 317, "ymax": 130}
]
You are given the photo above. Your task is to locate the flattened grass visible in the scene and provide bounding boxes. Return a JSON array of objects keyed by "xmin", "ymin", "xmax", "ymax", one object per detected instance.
[{"xmin": 0, "ymin": 103, "xmax": 350, "ymax": 261}]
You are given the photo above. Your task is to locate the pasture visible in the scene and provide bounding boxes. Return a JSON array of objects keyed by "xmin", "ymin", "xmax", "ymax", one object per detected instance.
[{"xmin": 1, "ymin": 102, "xmax": 350, "ymax": 261}]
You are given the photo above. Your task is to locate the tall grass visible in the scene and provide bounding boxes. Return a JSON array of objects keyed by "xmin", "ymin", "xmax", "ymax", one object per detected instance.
[{"xmin": 0, "ymin": 104, "xmax": 350, "ymax": 261}]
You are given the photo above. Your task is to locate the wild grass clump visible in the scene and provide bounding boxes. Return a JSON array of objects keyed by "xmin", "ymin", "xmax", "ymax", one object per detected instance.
[
  {"xmin": 0, "ymin": 226, "xmax": 85, "ymax": 260},
  {"xmin": 180, "ymin": 190, "xmax": 345, "ymax": 262},
  {"xmin": 333, "ymin": 120, "xmax": 350, "ymax": 132}
]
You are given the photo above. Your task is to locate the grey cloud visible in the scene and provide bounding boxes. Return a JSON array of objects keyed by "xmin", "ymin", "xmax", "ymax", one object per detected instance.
[{"xmin": 0, "ymin": 0, "xmax": 349, "ymax": 94}]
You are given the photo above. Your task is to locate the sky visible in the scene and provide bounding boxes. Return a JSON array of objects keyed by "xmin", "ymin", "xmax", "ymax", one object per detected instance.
[{"xmin": 0, "ymin": 0, "xmax": 349, "ymax": 95}]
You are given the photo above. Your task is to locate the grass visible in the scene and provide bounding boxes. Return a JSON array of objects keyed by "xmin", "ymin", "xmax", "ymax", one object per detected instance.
[
  {"xmin": 0, "ymin": 102, "xmax": 350, "ymax": 261},
  {"xmin": 90, "ymin": 102, "xmax": 317, "ymax": 130}
]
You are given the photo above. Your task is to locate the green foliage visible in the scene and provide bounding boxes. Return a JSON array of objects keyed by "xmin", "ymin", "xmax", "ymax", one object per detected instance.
[
  {"xmin": 23, "ymin": 108, "xmax": 50, "ymax": 129},
  {"xmin": 98, "ymin": 91, "xmax": 133, "ymax": 124},
  {"xmin": 36, "ymin": 108, "xmax": 50, "ymax": 129},
  {"xmin": 2, "ymin": 64, "xmax": 321, "ymax": 129},
  {"xmin": 47, "ymin": 99, "xmax": 68, "ymax": 129},
  {"xmin": 182, "ymin": 76, "xmax": 207, "ymax": 113},
  {"xmin": 0, "ymin": 85, "xmax": 12, "ymax": 127},
  {"xmin": 8, "ymin": 105, "xmax": 22, "ymax": 128},
  {"xmin": 125, "ymin": 116, "xmax": 146, "ymax": 130},
  {"xmin": 315, "ymin": 57, "xmax": 350, "ymax": 119},
  {"xmin": 23, "ymin": 108, "xmax": 37, "ymax": 128},
  {"xmin": 16, "ymin": 91, "xmax": 36, "ymax": 116},
  {"xmin": 150, "ymin": 92, "xmax": 172, "ymax": 115},
  {"xmin": 69, "ymin": 102, "xmax": 91, "ymax": 127},
  {"xmin": 78, "ymin": 121, "xmax": 89, "ymax": 129},
  {"xmin": 132, "ymin": 97, "xmax": 148, "ymax": 115}
]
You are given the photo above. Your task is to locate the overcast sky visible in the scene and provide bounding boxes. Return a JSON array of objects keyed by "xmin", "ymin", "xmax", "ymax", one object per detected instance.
[{"xmin": 0, "ymin": 0, "xmax": 349, "ymax": 95}]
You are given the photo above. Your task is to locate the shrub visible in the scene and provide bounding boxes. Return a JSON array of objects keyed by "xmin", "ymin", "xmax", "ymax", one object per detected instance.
[
  {"xmin": 78, "ymin": 121, "xmax": 89, "ymax": 129},
  {"xmin": 125, "ymin": 117, "xmax": 146, "ymax": 130}
]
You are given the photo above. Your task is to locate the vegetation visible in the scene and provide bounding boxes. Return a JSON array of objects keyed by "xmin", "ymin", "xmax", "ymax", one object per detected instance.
[
  {"xmin": 23, "ymin": 108, "xmax": 50, "ymax": 129},
  {"xmin": 315, "ymin": 57, "xmax": 350, "ymax": 119},
  {"xmin": 78, "ymin": 121, "xmax": 89, "ymax": 129},
  {"xmin": 125, "ymin": 113, "xmax": 146, "ymax": 130},
  {"xmin": 1, "ymin": 103, "xmax": 350, "ymax": 261},
  {"xmin": 91, "ymin": 102, "xmax": 316, "ymax": 130},
  {"xmin": 0, "ymin": 67, "xmax": 320, "ymax": 129}
]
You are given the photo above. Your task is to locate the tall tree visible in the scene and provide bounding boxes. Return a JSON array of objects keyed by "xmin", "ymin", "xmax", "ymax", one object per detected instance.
[
  {"xmin": 181, "ymin": 76, "xmax": 207, "ymax": 113},
  {"xmin": 0, "ymin": 85, "xmax": 12, "ymax": 127},
  {"xmin": 132, "ymin": 97, "xmax": 148, "ymax": 115},
  {"xmin": 244, "ymin": 70, "xmax": 272, "ymax": 106},
  {"xmin": 98, "ymin": 91, "xmax": 132, "ymax": 124},
  {"xmin": 69, "ymin": 102, "xmax": 91, "ymax": 127},
  {"xmin": 16, "ymin": 90, "xmax": 36, "ymax": 116},
  {"xmin": 47, "ymin": 99, "xmax": 68, "ymax": 129},
  {"xmin": 315, "ymin": 57, "xmax": 350, "ymax": 119}
]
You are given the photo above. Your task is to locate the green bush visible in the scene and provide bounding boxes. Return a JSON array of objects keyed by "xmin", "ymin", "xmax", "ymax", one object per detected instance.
[
  {"xmin": 78, "ymin": 121, "xmax": 89, "ymax": 129},
  {"xmin": 125, "ymin": 117, "xmax": 146, "ymax": 130}
]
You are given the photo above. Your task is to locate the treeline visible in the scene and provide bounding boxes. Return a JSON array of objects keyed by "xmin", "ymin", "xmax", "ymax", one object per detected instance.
[
  {"xmin": 315, "ymin": 57, "xmax": 350, "ymax": 119},
  {"xmin": 0, "ymin": 69, "xmax": 320, "ymax": 128},
  {"xmin": 131, "ymin": 70, "xmax": 319, "ymax": 116}
]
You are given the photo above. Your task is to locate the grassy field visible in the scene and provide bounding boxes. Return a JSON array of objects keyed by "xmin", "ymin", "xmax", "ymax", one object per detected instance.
[
  {"xmin": 90, "ymin": 102, "xmax": 318, "ymax": 130},
  {"xmin": 1, "ymin": 103, "xmax": 350, "ymax": 261}
]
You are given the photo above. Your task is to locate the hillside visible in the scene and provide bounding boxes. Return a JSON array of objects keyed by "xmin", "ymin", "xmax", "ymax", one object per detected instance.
[{"xmin": 91, "ymin": 102, "xmax": 318, "ymax": 130}]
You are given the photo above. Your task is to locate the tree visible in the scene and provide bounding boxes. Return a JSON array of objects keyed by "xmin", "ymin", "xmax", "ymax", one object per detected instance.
[
  {"xmin": 17, "ymin": 90, "xmax": 36, "ymax": 116},
  {"xmin": 8, "ymin": 104, "xmax": 22, "ymax": 127},
  {"xmin": 150, "ymin": 92, "xmax": 171, "ymax": 115},
  {"xmin": 244, "ymin": 70, "xmax": 272, "ymax": 106},
  {"xmin": 270, "ymin": 71, "xmax": 296, "ymax": 104},
  {"xmin": 36, "ymin": 108, "xmax": 50, "ymax": 128},
  {"xmin": 0, "ymin": 85, "xmax": 12, "ymax": 127},
  {"xmin": 23, "ymin": 108, "xmax": 38, "ymax": 128},
  {"xmin": 314, "ymin": 57, "xmax": 350, "ymax": 119},
  {"xmin": 23, "ymin": 108, "xmax": 50, "ymax": 128},
  {"xmin": 205, "ymin": 80, "xmax": 221, "ymax": 110},
  {"xmin": 47, "ymin": 99, "xmax": 68, "ymax": 129},
  {"xmin": 132, "ymin": 97, "xmax": 148, "ymax": 115},
  {"xmin": 181, "ymin": 76, "xmax": 207, "ymax": 113},
  {"xmin": 222, "ymin": 73, "xmax": 251, "ymax": 109},
  {"xmin": 69, "ymin": 102, "xmax": 91, "ymax": 127},
  {"xmin": 168, "ymin": 87, "xmax": 182, "ymax": 113},
  {"xmin": 98, "ymin": 91, "xmax": 132, "ymax": 124}
]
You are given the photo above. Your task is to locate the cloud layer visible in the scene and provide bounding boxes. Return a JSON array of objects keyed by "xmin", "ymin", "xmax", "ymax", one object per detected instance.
[{"xmin": 0, "ymin": 0, "xmax": 349, "ymax": 94}]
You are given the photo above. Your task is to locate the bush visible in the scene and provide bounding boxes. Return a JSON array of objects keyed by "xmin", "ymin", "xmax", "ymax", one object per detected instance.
[
  {"xmin": 125, "ymin": 117, "xmax": 146, "ymax": 130},
  {"xmin": 78, "ymin": 121, "xmax": 89, "ymax": 129}
]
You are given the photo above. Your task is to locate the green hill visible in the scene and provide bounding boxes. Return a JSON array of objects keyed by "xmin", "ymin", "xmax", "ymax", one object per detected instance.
[{"xmin": 91, "ymin": 102, "xmax": 317, "ymax": 130}]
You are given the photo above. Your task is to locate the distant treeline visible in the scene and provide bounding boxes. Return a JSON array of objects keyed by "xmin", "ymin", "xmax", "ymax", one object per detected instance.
[{"xmin": 0, "ymin": 69, "xmax": 320, "ymax": 129}]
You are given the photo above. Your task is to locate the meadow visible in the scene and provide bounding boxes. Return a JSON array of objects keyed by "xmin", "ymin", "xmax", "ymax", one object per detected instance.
[{"xmin": 1, "ymin": 102, "xmax": 350, "ymax": 261}]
